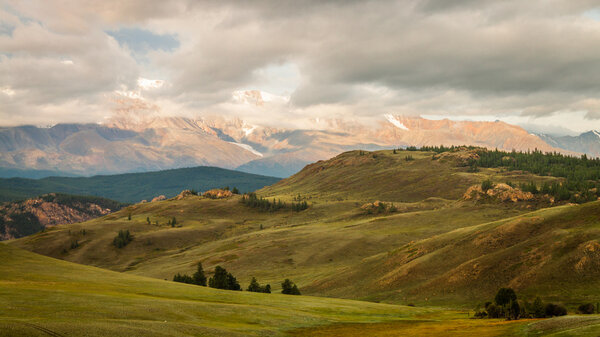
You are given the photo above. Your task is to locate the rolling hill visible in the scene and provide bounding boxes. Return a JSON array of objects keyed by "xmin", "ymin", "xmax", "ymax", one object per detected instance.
[
  {"xmin": 0, "ymin": 166, "xmax": 280, "ymax": 203},
  {"xmin": 0, "ymin": 242, "xmax": 431, "ymax": 336},
  {"xmin": 12, "ymin": 148, "xmax": 595, "ymax": 311},
  {"xmin": 8, "ymin": 241, "xmax": 587, "ymax": 336}
]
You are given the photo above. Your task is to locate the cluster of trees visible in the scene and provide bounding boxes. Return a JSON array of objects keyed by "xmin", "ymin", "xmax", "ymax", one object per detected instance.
[
  {"xmin": 475, "ymin": 288, "xmax": 567, "ymax": 320},
  {"xmin": 241, "ymin": 193, "xmax": 309, "ymax": 212},
  {"xmin": 406, "ymin": 146, "xmax": 600, "ymax": 204},
  {"xmin": 113, "ymin": 229, "xmax": 132, "ymax": 248},
  {"xmin": 281, "ymin": 279, "xmax": 301, "ymax": 295},
  {"xmin": 247, "ymin": 277, "xmax": 271, "ymax": 293},
  {"xmin": 209, "ymin": 266, "xmax": 242, "ymax": 290},
  {"xmin": 173, "ymin": 263, "xmax": 300, "ymax": 295}
]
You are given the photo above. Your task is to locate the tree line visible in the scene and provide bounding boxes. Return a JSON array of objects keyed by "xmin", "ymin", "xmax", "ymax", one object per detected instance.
[
  {"xmin": 406, "ymin": 146, "xmax": 600, "ymax": 204},
  {"xmin": 173, "ymin": 262, "xmax": 301, "ymax": 295},
  {"xmin": 241, "ymin": 193, "xmax": 309, "ymax": 212}
]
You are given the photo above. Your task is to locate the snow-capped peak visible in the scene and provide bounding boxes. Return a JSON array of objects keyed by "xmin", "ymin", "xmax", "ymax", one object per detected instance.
[
  {"xmin": 593, "ymin": 130, "xmax": 600, "ymax": 139},
  {"xmin": 384, "ymin": 114, "xmax": 409, "ymax": 131}
]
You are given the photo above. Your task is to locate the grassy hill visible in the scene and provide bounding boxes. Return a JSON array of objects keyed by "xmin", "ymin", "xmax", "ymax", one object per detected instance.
[
  {"xmin": 0, "ymin": 166, "xmax": 280, "ymax": 203},
  {"xmin": 4, "ymin": 242, "xmax": 590, "ymax": 336},
  {"xmin": 0, "ymin": 242, "xmax": 429, "ymax": 336},
  {"xmin": 10, "ymin": 149, "xmax": 576, "ymax": 306}
]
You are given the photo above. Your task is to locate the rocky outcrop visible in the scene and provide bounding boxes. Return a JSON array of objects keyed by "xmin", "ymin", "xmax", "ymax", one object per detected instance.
[
  {"xmin": 176, "ymin": 190, "xmax": 195, "ymax": 200},
  {"xmin": 203, "ymin": 189, "xmax": 233, "ymax": 199},
  {"xmin": 0, "ymin": 193, "xmax": 124, "ymax": 240},
  {"xmin": 463, "ymin": 183, "xmax": 535, "ymax": 203},
  {"xmin": 151, "ymin": 195, "xmax": 166, "ymax": 202}
]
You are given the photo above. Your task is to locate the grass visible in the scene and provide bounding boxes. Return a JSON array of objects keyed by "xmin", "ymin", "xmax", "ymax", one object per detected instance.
[
  {"xmin": 8, "ymin": 150, "xmax": 568, "ymax": 307},
  {"xmin": 1, "ymin": 242, "xmax": 544, "ymax": 337},
  {"xmin": 4, "ymin": 148, "xmax": 600, "ymax": 335},
  {"xmin": 5, "ymin": 242, "xmax": 584, "ymax": 337}
]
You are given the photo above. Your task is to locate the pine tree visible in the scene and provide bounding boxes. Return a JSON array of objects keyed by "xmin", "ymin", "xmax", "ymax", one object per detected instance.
[
  {"xmin": 193, "ymin": 262, "xmax": 207, "ymax": 286},
  {"xmin": 281, "ymin": 279, "xmax": 301, "ymax": 295}
]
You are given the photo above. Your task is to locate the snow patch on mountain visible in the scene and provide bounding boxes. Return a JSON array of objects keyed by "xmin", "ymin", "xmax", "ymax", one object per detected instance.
[
  {"xmin": 384, "ymin": 114, "xmax": 409, "ymax": 131},
  {"xmin": 229, "ymin": 142, "xmax": 263, "ymax": 157},
  {"xmin": 593, "ymin": 130, "xmax": 600, "ymax": 139},
  {"xmin": 243, "ymin": 125, "xmax": 257, "ymax": 136}
]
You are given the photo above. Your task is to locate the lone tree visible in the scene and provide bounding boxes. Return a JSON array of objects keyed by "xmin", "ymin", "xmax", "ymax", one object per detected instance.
[
  {"xmin": 193, "ymin": 262, "xmax": 207, "ymax": 286},
  {"xmin": 209, "ymin": 266, "xmax": 241, "ymax": 291},
  {"xmin": 281, "ymin": 279, "xmax": 301, "ymax": 295}
]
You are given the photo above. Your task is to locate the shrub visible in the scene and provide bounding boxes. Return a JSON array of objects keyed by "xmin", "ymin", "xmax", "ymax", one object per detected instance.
[
  {"xmin": 209, "ymin": 266, "xmax": 241, "ymax": 291},
  {"xmin": 486, "ymin": 303, "xmax": 501, "ymax": 318},
  {"xmin": 481, "ymin": 179, "xmax": 494, "ymax": 192},
  {"xmin": 545, "ymin": 303, "xmax": 567, "ymax": 317},
  {"xmin": 113, "ymin": 229, "xmax": 132, "ymax": 248},
  {"xmin": 577, "ymin": 303, "xmax": 595, "ymax": 314},
  {"xmin": 281, "ymin": 279, "xmax": 301, "ymax": 295}
]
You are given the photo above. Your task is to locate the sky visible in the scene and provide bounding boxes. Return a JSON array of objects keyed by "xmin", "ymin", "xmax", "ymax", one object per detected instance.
[{"xmin": 2, "ymin": 0, "xmax": 600, "ymax": 134}]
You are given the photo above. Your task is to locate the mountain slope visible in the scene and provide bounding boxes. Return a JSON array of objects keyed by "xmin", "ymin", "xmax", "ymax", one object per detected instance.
[
  {"xmin": 306, "ymin": 201, "xmax": 600, "ymax": 307},
  {"xmin": 0, "ymin": 166, "xmax": 280, "ymax": 203},
  {"xmin": 0, "ymin": 193, "xmax": 126, "ymax": 240},
  {"xmin": 0, "ymin": 122, "xmax": 260, "ymax": 176},
  {"xmin": 538, "ymin": 131, "xmax": 600, "ymax": 158}
]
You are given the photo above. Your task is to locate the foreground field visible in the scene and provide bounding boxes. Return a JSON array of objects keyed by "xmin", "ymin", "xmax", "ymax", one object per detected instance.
[
  {"xmin": 0, "ymin": 243, "xmax": 428, "ymax": 336},
  {"xmin": 6, "ymin": 242, "xmax": 598, "ymax": 336}
]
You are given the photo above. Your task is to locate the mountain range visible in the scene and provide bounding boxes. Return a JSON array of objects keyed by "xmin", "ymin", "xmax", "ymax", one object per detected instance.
[
  {"xmin": 0, "ymin": 109, "xmax": 590, "ymax": 178},
  {"xmin": 537, "ymin": 130, "xmax": 600, "ymax": 158}
]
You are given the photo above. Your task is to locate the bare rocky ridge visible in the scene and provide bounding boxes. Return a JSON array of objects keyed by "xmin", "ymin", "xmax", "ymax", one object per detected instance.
[{"xmin": 0, "ymin": 193, "xmax": 125, "ymax": 240}]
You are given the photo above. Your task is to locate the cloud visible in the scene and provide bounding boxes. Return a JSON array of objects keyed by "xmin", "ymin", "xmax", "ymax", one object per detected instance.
[{"xmin": 2, "ymin": 0, "xmax": 600, "ymax": 132}]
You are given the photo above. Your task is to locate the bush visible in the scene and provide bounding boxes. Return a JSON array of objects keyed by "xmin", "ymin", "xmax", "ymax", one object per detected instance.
[
  {"xmin": 208, "ymin": 266, "xmax": 241, "ymax": 291},
  {"xmin": 486, "ymin": 303, "xmax": 501, "ymax": 318},
  {"xmin": 281, "ymin": 279, "xmax": 301, "ymax": 295},
  {"xmin": 577, "ymin": 303, "xmax": 595, "ymax": 314},
  {"xmin": 481, "ymin": 179, "xmax": 494, "ymax": 192},
  {"xmin": 113, "ymin": 229, "xmax": 132, "ymax": 248},
  {"xmin": 545, "ymin": 303, "xmax": 567, "ymax": 317}
]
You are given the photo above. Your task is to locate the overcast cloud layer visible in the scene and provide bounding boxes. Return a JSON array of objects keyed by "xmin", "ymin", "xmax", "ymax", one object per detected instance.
[{"xmin": 2, "ymin": 0, "xmax": 600, "ymax": 133}]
